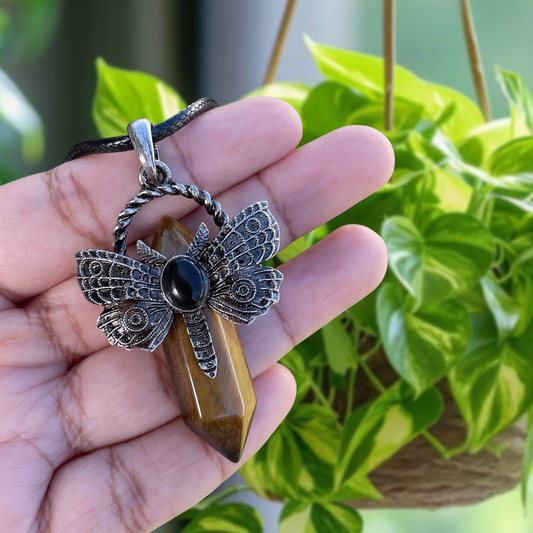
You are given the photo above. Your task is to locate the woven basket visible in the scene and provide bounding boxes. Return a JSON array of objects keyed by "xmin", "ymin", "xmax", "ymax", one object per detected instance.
[{"xmin": 346, "ymin": 352, "xmax": 526, "ymax": 509}]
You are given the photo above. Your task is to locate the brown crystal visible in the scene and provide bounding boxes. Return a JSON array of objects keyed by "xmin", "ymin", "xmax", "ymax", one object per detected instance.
[{"xmin": 151, "ymin": 216, "xmax": 257, "ymax": 463}]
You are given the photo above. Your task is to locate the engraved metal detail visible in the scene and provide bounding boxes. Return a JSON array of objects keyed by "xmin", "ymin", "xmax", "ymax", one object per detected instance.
[
  {"xmin": 75, "ymin": 202, "xmax": 283, "ymax": 378},
  {"xmin": 74, "ymin": 109, "xmax": 282, "ymax": 378},
  {"xmin": 184, "ymin": 310, "xmax": 217, "ymax": 378}
]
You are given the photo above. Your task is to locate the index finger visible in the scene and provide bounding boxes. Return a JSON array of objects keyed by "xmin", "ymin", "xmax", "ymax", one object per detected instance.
[{"xmin": 0, "ymin": 97, "xmax": 302, "ymax": 302}]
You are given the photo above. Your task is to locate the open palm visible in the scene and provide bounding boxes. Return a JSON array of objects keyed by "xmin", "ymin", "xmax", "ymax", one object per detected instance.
[{"xmin": 0, "ymin": 98, "xmax": 393, "ymax": 532}]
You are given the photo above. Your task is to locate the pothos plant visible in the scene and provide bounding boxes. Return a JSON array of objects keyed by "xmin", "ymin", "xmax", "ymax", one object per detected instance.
[{"xmin": 91, "ymin": 37, "xmax": 533, "ymax": 533}]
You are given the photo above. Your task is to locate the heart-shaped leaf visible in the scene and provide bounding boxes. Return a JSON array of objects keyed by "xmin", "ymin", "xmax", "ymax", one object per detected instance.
[
  {"xmin": 302, "ymin": 81, "xmax": 367, "ymax": 138},
  {"xmin": 336, "ymin": 380, "xmax": 443, "ymax": 485},
  {"xmin": 322, "ymin": 315, "xmax": 357, "ymax": 376},
  {"xmin": 240, "ymin": 404, "xmax": 379, "ymax": 503},
  {"xmin": 481, "ymin": 274, "xmax": 521, "ymax": 342},
  {"xmin": 377, "ymin": 282, "xmax": 471, "ymax": 393},
  {"xmin": 180, "ymin": 503, "xmax": 263, "ymax": 533},
  {"xmin": 305, "ymin": 36, "xmax": 481, "ymax": 136},
  {"xmin": 243, "ymin": 82, "xmax": 311, "ymax": 116},
  {"xmin": 305, "ymin": 37, "xmax": 431, "ymax": 110},
  {"xmin": 458, "ymin": 118, "xmax": 517, "ymax": 166},
  {"xmin": 489, "ymin": 136, "xmax": 533, "ymax": 176},
  {"xmin": 450, "ymin": 312, "xmax": 533, "ymax": 451},
  {"xmin": 382, "ymin": 213, "xmax": 494, "ymax": 305},
  {"xmin": 280, "ymin": 501, "xmax": 363, "ymax": 533},
  {"xmin": 425, "ymin": 83, "xmax": 483, "ymax": 144},
  {"xmin": 497, "ymin": 67, "xmax": 533, "ymax": 133},
  {"xmin": 93, "ymin": 58, "xmax": 186, "ymax": 138}
]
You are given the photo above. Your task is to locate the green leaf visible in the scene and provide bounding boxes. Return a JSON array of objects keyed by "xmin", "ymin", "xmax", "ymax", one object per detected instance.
[
  {"xmin": 305, "ymin": 36, "xmax": 432, "ymax": 111},
  {"xmin": 280, "ymin": 502, "xmax": 363, "ymax": 533},
  {"xmin": 241, "ymin": 404, "xmax": 340, "ymax": 501},
  {"xmin": 243, "ymin": 82, "xmax": 311, "ymax": 116},
  {"xmin": 328, "ymin": 190, "xmax": 403, "ymax": 235},
  {"xmin": 348, "ymin": 290, "xmax": 379, "ymax": 336},
  {"xmin": 426, "ymin": 83, "xmax": 484, "ymax": 144},
  {"xmin": 178, "ymin": 485, "xmax": 249, "ymax": 522},
  {"xmin": 322, "ymin": 315, "xmax": 356, "ymax": 376},
  {"xmin": 512, "ymin": 275, "xmax": 533, "ymax": 336},
  {"xmin": 277, "ymin": 231, "xmax": 315, "ymax": 263},
  {"xmin": 241, "ymin": 402, "xmax": 382, "ymax": 502},
  {"xmin": 480, "ymin": 275, "xmax": 521, "ymax": 342},
  {"xmin": 450, "ymin": 312, "xmax": 533, "ymax": 451},
  {"xmin": 377, "ymin": 282, "xmax": 470, "ymax": 393},
  {"xmin": 305, "ymin": 37, "xmax": 481, "ymax": 140},
  {"xmin": 302, "ymin": 81, "xmax": 367, "ymax": 138},
  {"xmin": 488, "ymin": 136, "xmax": 533, "ymax": 176},
  {"xmin": 0, "ymin": 67, "xmax": 44, "ymax": 163},
  {"xmin": 289, "ymin": 404, "xmax": 340, "ymax": 465},
  {"xmin": 280, "ymin": 348, "xmax": 312, "ymax": 404},
  {"xmin": 345, "ymin": 97, "xmax": 424, "ymax": 132},
  {"xmin": 336, "ymin": 380, "xmax": 443, "ymax": 485},
  {"xmin": 92, "ymin": 58, "xmax": 186, "ymax": 137},
  {"xmin": 497, "ymin": 67, "xmax": 533, "ymax": 133},
  {"xmin": 382, "ymin": 213, "xmax": 495, "ymax": 305},
  {"xmin": 432, "ymin": 169, "xmax": 473, "ymax": 213},
  {"xmin": 180, "ymin": 503, "xmax": 263, "ymax": 533},
  {"xmin": 458, "ymin": 118, "xmax": 519, "ymax": 166},
  {"xmin": 327, "ymin": 475, "xmax": 382, "ymax": 502}
]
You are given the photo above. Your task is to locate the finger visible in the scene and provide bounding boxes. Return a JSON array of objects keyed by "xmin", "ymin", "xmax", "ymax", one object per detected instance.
[
  {"xmin": 0, "ymin": 97, "xmax": 302, "ymax": 301},
  {"xmin": 35, "ymin": 364, "xmax": 295, "ymax": 533},
  {"xmin": 9, "ymin": 125, "xmax": 393, "ymax": 367},
  {"xmin": 24, "ymin": 226, "xmax": 386, "ymax": 467},
  {"xmin": 182, "ymin": 124, "xmax": 394, "ymax": 246}
]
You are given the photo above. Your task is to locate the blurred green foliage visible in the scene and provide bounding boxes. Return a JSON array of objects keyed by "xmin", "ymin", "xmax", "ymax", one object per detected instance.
[
  {"xmin": 93, "ymin": 58, "xmax": 186, "ymax": 138},
  {"xmin": 0, "ymin": 0, "xmax": 60, "ymax": 184},
  {"xmin": 92, "ymin": 35, "xmax": 533, "ymax": 532}
]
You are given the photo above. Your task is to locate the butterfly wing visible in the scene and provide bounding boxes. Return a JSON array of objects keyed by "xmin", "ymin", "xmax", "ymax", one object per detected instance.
[
  {"xmin": 76, "ymin": 248, "xmax": 173, "ymax": 351},
  {"xmin": 208, "ymin": 265, "xmax": 283, "ymax": 325},
  {"xmin": 75, "ymin": 249, "xmax": 164, "ymax": 306},
  {"xmin": 199, "ymin": 201, "xmax": 280, "ymax": 283},
  {"xmin": 97, "ymin": 300, "xmax": 174, "ymax": 351},
  {"xmin": 137, "ymin": 240, "xmax": 167, "ymax": 268},
  {"xmin": 187, "ymin": 223, "xmax": 210, "ymax": 260}
]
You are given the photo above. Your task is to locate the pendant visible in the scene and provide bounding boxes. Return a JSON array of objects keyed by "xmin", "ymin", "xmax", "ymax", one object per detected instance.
[
  {"xmin": 72, "ymin": 110, "xmax": 283, "ymax": 462},
  {"xmin": 152, "ymin": 217, "xmax": 256, "ymax": 462}
]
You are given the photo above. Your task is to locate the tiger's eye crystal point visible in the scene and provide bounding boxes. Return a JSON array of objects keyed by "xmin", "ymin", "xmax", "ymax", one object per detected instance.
[{"xmin": 152, "ymin": 216, "xmax": 257, "ymax": 463}]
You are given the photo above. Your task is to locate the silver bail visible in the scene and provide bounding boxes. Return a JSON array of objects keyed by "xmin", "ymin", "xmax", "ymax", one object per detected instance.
[{"xmin": 127, "ymin": 118, "xmax": 158, "ymax": 186}]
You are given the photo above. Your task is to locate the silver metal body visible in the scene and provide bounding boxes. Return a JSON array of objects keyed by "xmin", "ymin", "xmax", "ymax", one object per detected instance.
[{"xmin": 74, "ymin": 113, "xmax": 283, "ymax": 378}]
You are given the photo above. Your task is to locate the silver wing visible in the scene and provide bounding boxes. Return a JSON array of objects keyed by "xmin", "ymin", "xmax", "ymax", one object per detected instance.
[
  {"xmin": 76, "ymin": 248, "xmax": 165, "ymax": 305},
  {"xmin": 199, "ymin": 201, "xmax": 281, "ymax": 282},
  {"xmin": 97, "ymin": 299, "xmax": 175, "ymax": 351},
  {"xmin": 208, "ymin": 266, "xmax": 283, "ymax": 325},
  {"xmin": 187, "ymin": 223, "xmax": 210, "ymax": 260},
  {"xmin": 137, "ymin": 240, "xmax": 167, "ymax": 268},
  {"xmin": 75, "ymin": 248, "xmax": 174, "ymax": 351},
  {"xmin": 198, "ymin": 202, "xmax": 283, "ymax": 325}
]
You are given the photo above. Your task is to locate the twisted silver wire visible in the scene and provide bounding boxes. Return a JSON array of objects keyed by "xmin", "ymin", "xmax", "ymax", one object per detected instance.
[
  {"xmin": 113, "ymin": 177, "xmax": 229, "ymax": 255},
  {"xmin": 64, "ymin": 98, "xmax": 227, "ymax": 255}
]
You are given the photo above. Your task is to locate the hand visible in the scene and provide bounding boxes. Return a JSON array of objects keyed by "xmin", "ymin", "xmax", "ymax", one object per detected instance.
[{"xmin": 0, "ymin": 98, "xmax": 393, "ymax": 532}]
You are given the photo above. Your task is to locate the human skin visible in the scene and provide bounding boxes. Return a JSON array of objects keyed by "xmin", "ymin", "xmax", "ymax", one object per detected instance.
[{"xmin": 0, "ymin": 97, "xmax": 394, "ymax": 532}]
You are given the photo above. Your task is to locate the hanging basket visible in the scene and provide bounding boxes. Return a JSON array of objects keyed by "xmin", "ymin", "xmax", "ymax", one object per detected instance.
[{"xmin": 346, "ymin": 352, "xmax": 527, "ymax": 509}]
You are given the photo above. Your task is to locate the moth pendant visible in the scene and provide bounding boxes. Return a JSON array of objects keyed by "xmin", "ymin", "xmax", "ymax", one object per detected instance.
[{"xmin": 76, "ymin": 201, "xmax": 283, "ymax": 378}]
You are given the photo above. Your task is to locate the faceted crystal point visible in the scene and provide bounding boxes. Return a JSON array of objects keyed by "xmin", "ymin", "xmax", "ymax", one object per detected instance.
[{"xmin": 152, "ymin": 216, "xmax": 257, "ymax": 463}]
